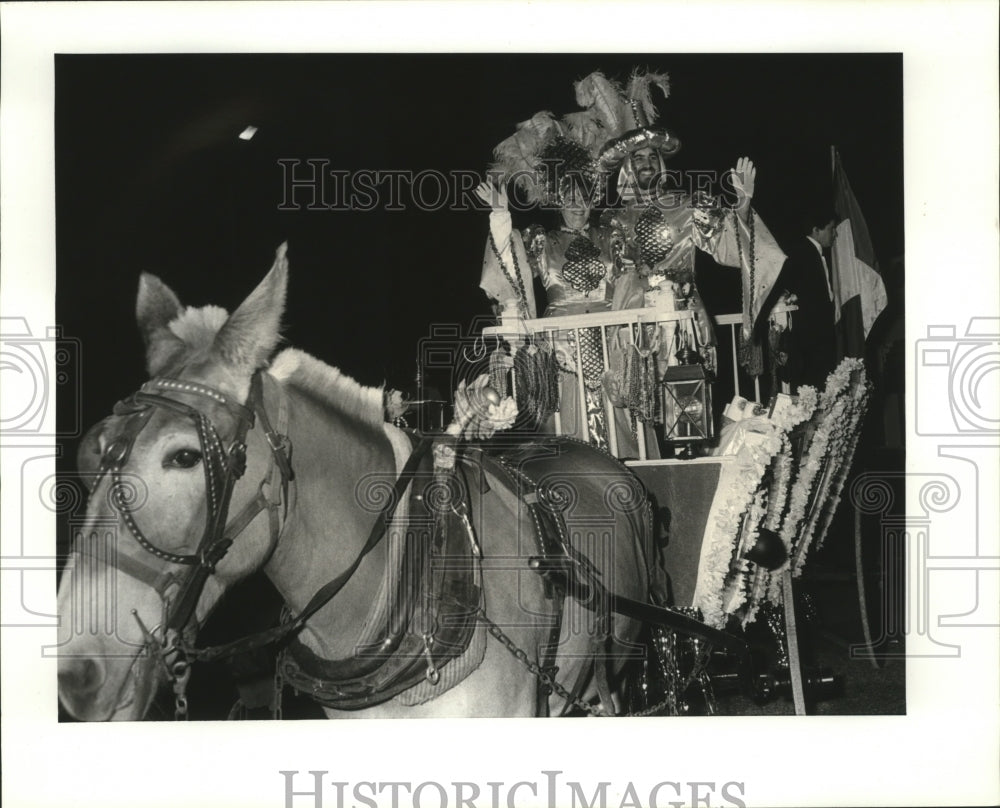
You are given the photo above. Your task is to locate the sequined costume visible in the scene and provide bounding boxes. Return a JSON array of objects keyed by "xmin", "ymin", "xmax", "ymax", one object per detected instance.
[
  {"xmin": 481, "ymin": 211, "xmax": 654, "ymax": 458},
  {"xmin": 602, "ymin": 184, "xmax": 786, "ymax": 375},
  {"xmin": 529, "ymin": 224, "xmax": 615, "ymax": 316}
]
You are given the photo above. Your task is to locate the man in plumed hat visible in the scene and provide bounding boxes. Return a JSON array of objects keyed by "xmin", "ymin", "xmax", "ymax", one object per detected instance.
[{"xmin": 595, "ymin": 72, "xmax": 787, "ymax": 376}]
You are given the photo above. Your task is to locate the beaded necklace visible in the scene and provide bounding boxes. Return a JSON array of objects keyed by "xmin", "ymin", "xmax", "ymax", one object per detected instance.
[
  {"xmin": 488, "ymin": 231, "xmax": 531, "ymax": 320},
  {"xmin": 621, "ymin": 324, "xmax": 660, "ymax": 423},
  {"xmin": 734, "ymin": 208, "xmax": 757, "ymax": 316},
  {"xmin": 735, "ymin": 208, "xmax": 763, "ymax": 375},
  {"xmin": 511, "ymin": 338, "xmax": 560, "ymax": 425},
  {"xmin": 488, "ymin": 344, "xmax": 511, "ymax": 398}
]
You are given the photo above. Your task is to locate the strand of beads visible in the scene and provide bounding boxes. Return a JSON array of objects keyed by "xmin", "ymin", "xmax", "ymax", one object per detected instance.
[
  {"xmin": 735, "ymin": 208, "xmax": 761, "ymax": 374},
  {"xmin": 488, "ymin": 231, "xmax": 530, "ymax": 320}
]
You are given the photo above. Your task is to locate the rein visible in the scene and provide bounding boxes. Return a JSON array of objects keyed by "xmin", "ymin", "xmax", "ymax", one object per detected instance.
[{"xmin": 191, "ymin": 436, "xmax": 433, "ymax": 664}]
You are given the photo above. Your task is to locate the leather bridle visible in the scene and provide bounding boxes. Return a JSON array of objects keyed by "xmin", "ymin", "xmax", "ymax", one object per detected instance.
[
  {"xmin": 78, "ymin": 367, "xmax": 435, "ymax": 717},
  {"xmin": 88, "ymin": 371, "xmax": 294, "ymax": 642}
]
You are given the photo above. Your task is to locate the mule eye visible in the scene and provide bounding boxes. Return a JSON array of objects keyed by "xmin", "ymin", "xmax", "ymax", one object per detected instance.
[{"xmin": 165, "ymin": 449, "xmax": 202, "ymax": 469}]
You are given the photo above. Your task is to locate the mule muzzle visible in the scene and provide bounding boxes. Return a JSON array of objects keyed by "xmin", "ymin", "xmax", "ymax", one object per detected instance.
[
  {"xmin": 58, "ymin": 657, "xmax": 106, "ymax": 704},
  {"xmin": 58, "ymin": 649, "xmax": 161, "ymax": 722}
]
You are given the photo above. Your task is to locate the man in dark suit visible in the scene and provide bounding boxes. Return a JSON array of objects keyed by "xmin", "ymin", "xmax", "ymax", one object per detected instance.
[{"xmin": 771, "ymin": 207, "xmax": 839, "ymax": 392}]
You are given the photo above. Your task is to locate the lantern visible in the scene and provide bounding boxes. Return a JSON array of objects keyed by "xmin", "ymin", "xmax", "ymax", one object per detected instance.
[{"xmin": 661, "ymin": 363, "xmax": 714, "ymax": 447}]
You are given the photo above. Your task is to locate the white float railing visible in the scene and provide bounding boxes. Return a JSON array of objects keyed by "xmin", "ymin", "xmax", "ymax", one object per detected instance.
[
  {"xmin": 481, "ymin": 304, "xmax": 797, "ymax": 460},
  {"xmin": 715, "ymin": 307, "xmax": 798, "ymax": 401},
  {"xmin": 715, "ymin": 312, "xmax": 761, "ymax": 404},
  {"xmin": 483, "ymin": 306, "xmax": 696, "ymax": 460}
]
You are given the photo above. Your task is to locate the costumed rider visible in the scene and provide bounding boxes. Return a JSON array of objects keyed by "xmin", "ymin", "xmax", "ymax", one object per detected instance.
[
  {"xmin": 590, "ymin": 70, "xmax": 786, "ymax": 377},
  {"xmin": 477, "ymin": 99, "xmax": 653, "ymax": 458},
  {"xmin": 477, "ymin": 112, "xmax": 624, "ymax": 322}
]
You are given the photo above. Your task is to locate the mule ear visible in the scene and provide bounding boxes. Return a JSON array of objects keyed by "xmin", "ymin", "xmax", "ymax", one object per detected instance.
[
  {"xmin": 137, "ymin": 273, "xmax": 186, "ymax": 376},
  {"xmin": 213, "ymin": 243, "xmax": 288, "ymax": 372}
]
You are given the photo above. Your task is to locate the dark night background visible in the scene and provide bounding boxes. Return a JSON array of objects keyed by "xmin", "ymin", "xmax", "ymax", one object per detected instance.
[
  {"xmin": 55, "ymin": 53, "xmax": 903, "ymax": 718},
  {"xmin": 56, "ymin": 53, "xmax": 903, "ymax": 421}
]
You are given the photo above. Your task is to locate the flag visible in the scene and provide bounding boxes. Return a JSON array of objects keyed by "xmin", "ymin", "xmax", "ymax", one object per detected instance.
[{"xmin": 831, "ymin": 149, "xmax": 888, "ymax": 358}]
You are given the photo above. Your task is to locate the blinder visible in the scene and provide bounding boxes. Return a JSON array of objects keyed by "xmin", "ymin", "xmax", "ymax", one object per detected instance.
[
  {"xmin": 103, "ymin": 380, "xmax": 255, "ymax": 566},
  {"xmin": 83, "ymin": 371, "xmax": 292, "ymax": 639},
  {"xmin": 77, "ymin": 416, "xmax": 113, "ymax": 489}
]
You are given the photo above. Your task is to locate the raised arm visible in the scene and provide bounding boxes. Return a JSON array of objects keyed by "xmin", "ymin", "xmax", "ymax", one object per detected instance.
[
  {"xmin": 478, "ymin": 180, "xmax": 536, "ymax": 319},
  {"xmin": 729, "ymin": 156, "xmax": 756, "ymax": 225},
  {"xmin": 475, "ymin": 179, "xmax": 509, "ymax": 216}
]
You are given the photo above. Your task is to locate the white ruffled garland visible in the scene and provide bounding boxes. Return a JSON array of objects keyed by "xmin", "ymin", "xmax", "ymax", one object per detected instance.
[
  {"xmin": 762, "ymin": 386, "xmax": 819, "ymax": 532},
  {"xmin": 793, "ymin": 367, "xmax": 870, "ymax": 574},
  {"xmin": 811, "ymin": 411, "xmax": 865, "ymax": 555},
  {"xmin": 695, "ymin": 381, "xmax": 826, "ymax": 626},
  {"xmin": 733, "ymin": 387, "xmax": 819, "ymax": 623},
  {"xmin": 694, "ymin": 427, "xmax": 780, "ymax": 627},
  {"xmin": 720, "ymin": 488, "xmax": 768, "ymax": 617},
  {"xmin": 761, "ymin": 358, "xmax": 867, "ymax": 602},
  {"xmin": 693, "ymin": 381, "xmax": 818, "ymax": 627}
]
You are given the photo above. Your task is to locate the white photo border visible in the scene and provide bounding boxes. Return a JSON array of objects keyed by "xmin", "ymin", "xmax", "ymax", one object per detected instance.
[{"xmin": 2, "ymin": 3, "xmax": 998, "ymax": 807}]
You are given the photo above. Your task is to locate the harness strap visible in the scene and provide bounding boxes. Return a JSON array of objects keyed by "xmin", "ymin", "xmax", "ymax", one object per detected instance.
[
  {"xmin": 166, "ymin": 373, "xmax": 296, "ymax": 634},
  {"xmin": 221, "ymin": 374, "xmax": 293, "ymax": 561},
  {"xmin": 557, "ymin": 644, "xmax": 594, "ymax": 717},
  {"xmin": 191, "ymin": 436, "xmax": 433, "ymax": 663},
  {"xmin": 163, "ymin": 378, "xmax": 262, "ymax": 634},
  {"xmin": 464, "ymin": 448, "xmax": 572, "ymax": 712},
  {"xmin": 223, "ymin": 485, "xmax": 272, "ymax": 542},
  {"xmin": 593, "ymin": 638, "xmax": 616, "ymax": 716},
  {"xmin": 552, "ymin": 566, "xmax": 753, "ymax": 658},
  {"xmin": 99, "ymin": 372, "xmax": 292, "ymax": 635},
  {"xmin": 279, "ymin": 452, "xmax": 484, "ymax": 710},
  {"xmin": 75, "ymin": 538, "xmax": 178, "ymax": 601},
  {"xmin": 254, "ymin": 372, "xmax": 295, "ymax": 514},
  {"xmin": 135, "ymin": 376, "xmax": 255, "ymax": 425},
  {"xmin": 107, "ymin": 382, "xmax": 256, "ymax": 569}
]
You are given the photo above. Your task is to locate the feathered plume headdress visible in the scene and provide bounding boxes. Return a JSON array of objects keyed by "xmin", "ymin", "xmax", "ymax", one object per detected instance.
[
  {"xmin": 595, "ymin": 69, "xmax": 681, "ymax": 173},
  {"xmin": 489, "ymin": 72, "xmax": 629, "ymax": 206},
  {"xmin": 489, "ymin": 110, "xmax": 602, "ymax": 207},
  {"xmin": 488, "ymin": 70, "xmax": 681, "ymax": 205}
]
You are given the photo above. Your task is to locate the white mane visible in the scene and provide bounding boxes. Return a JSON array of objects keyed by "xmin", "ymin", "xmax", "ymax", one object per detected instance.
[
  {"xmin": 161, "ymin": 302, "xmax": 385, "ymax": 428},
  {"xmin": 268, "ymin": 348, "xmax": 385, "ymax": 429}
]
